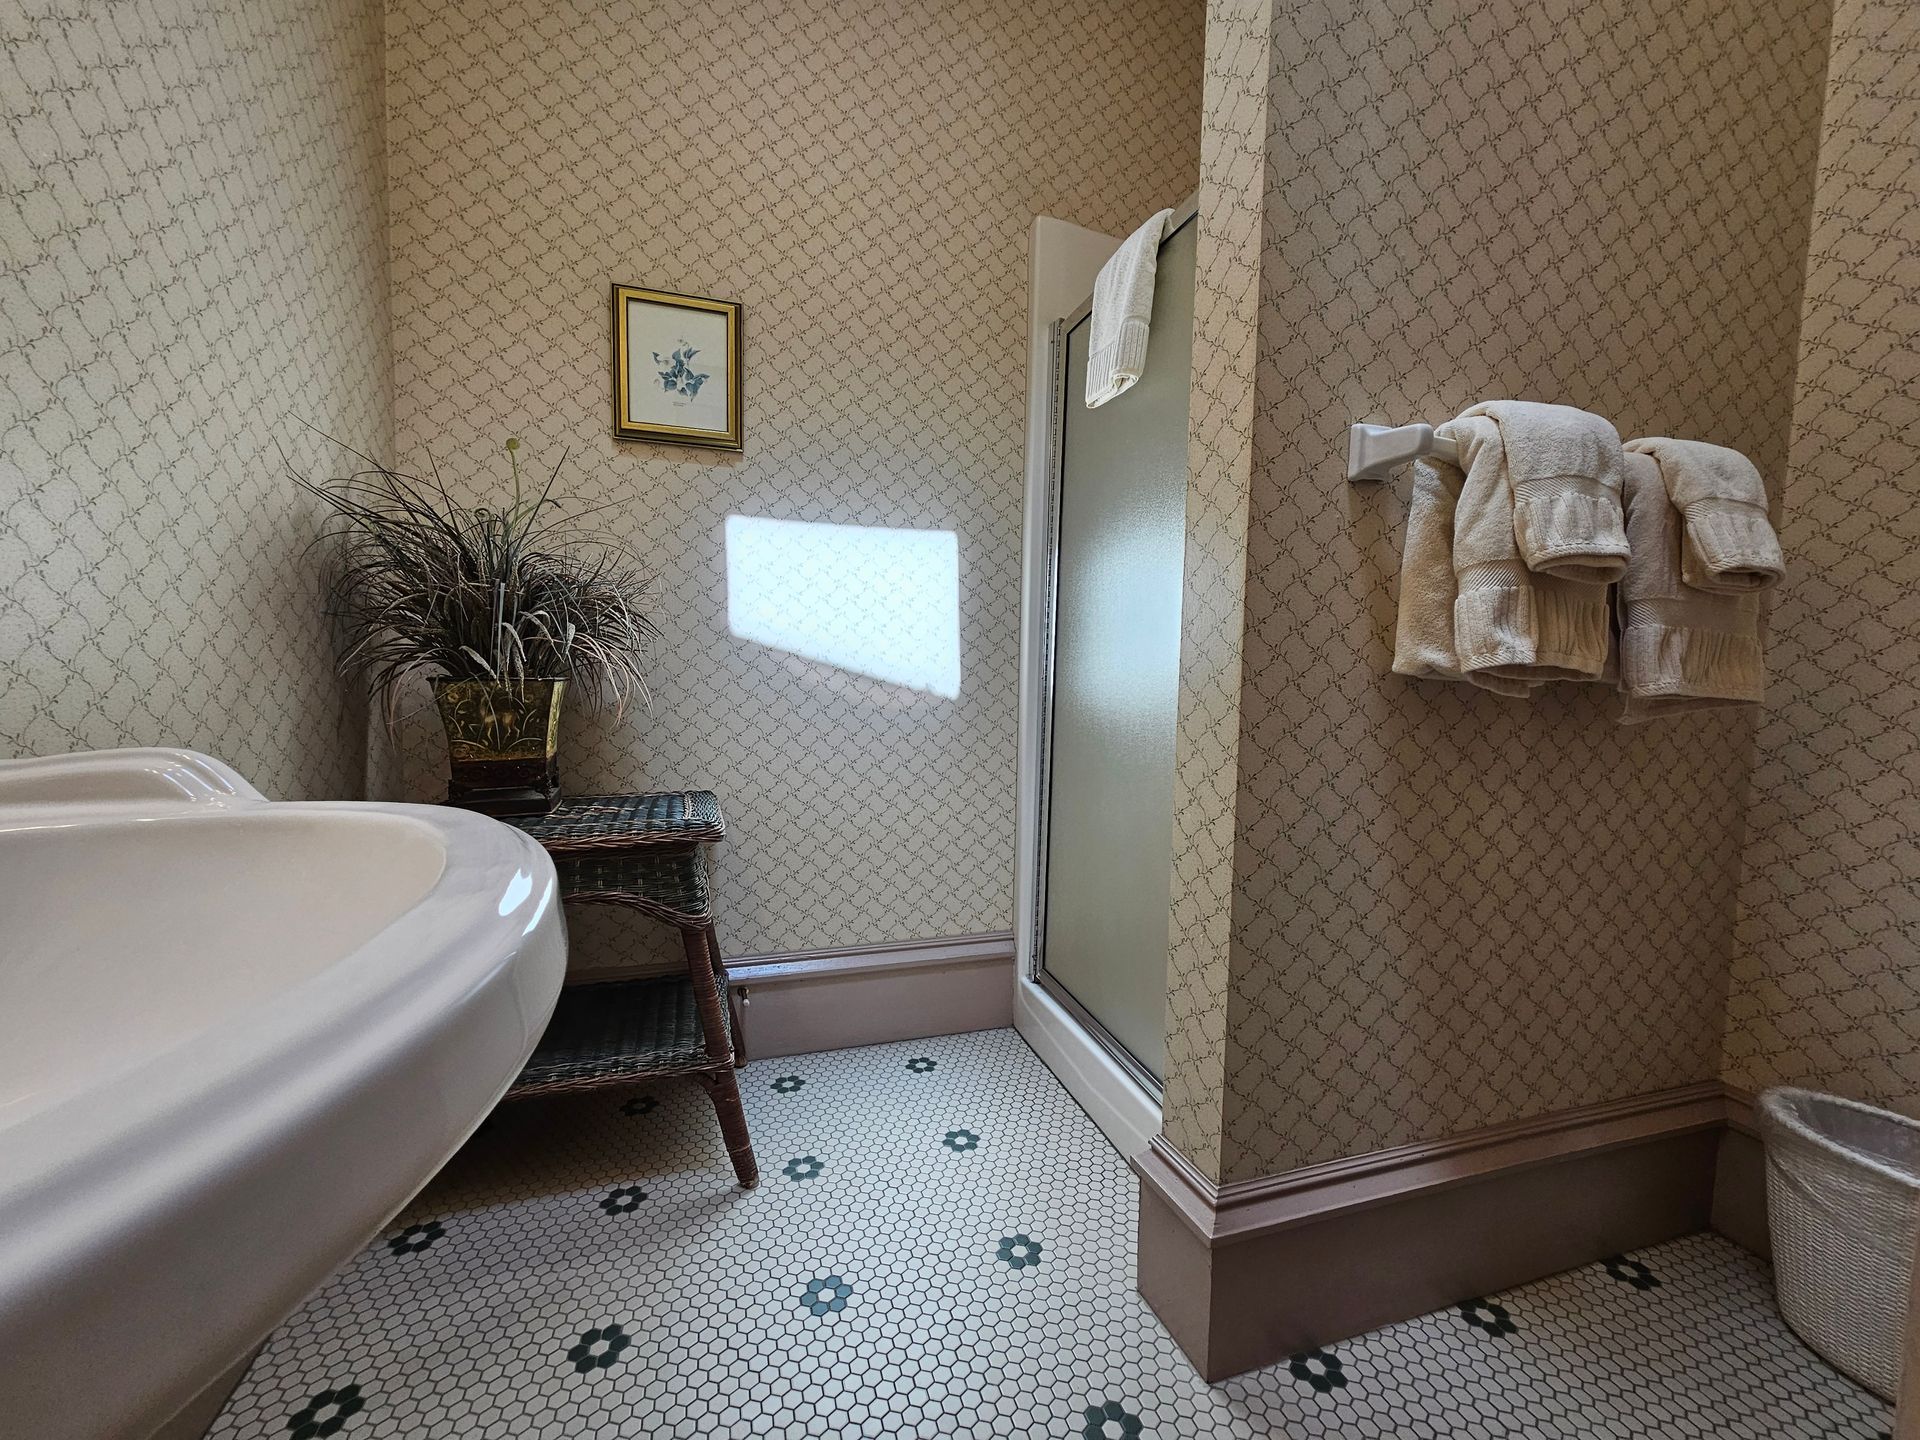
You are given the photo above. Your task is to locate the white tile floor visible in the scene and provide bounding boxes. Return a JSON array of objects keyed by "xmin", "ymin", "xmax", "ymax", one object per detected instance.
[{"xmin": 210, "ymin": 1028, "xmax": 1889, "ymax": 1439}]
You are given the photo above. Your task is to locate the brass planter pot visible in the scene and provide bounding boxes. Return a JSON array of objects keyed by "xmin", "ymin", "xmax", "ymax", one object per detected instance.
[{"xmin": 432, "ymin": 678, "xmax": 565, "ymax": 816}]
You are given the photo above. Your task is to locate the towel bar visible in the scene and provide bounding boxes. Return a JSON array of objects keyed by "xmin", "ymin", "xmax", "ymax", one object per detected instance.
[{"xmin": 1347, "ymin": 422, "xmax": 1462, "ymax": 482}]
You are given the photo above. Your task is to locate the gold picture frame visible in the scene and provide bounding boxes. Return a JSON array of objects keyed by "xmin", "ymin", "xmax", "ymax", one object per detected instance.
[{"xmin": 611, "ymin": 284, "xmax": 743, "ymax": 450}]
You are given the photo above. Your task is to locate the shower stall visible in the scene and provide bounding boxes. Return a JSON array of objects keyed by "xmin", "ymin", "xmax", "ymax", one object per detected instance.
[{"xmin": 1014, "ymin": 200, "xmax": 1196, "ymax": 1155}]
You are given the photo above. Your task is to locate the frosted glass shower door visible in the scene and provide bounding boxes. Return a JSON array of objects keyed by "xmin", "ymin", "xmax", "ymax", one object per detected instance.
[{"xmin": 1035, "ymin": 214, "xmax": 1194, "ymax": 1086}]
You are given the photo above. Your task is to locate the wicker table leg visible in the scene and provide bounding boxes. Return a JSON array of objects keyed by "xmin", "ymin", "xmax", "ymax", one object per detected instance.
[
  {"xmin": 680, "ymin": 921, "xmax": 757, "ymax": 1187},
  {"xmin": 696, "ymin": 1069, "xmax": 759, "ymax": 1188},
  {"xmin": 701, "ymin": 920, "xmax": 747, "ymax": 1067}
]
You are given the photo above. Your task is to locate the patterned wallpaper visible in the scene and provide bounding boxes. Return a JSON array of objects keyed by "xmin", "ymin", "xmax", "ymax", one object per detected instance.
[
  {"xmin": 1159, "ymin": 0, "xmax": 1275, "ymax": 1181},
  {"xmin": 1, "ymin": 0, "xmax": 389, "ymax": 800},
  {"xmin": 381, "ymin": 0, "xmax": 1203, "ymax": 967},
  {"xmin": 1201, "ymin": 0, "xmax": 1832, "ymax": 1184},
  {"xmin": 16, "ymin": 0, "xmax": 1902, "ymax": 1184},
  {"xmin": 1722, "ymin": 0, "xmax": 1920, "ymax": 1109}
]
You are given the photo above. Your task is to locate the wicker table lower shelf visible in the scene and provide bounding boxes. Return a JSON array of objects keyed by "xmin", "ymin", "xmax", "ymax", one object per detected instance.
[
  {"xmin": 506, "ymin": 972, "xmax": 757, "ymax": 1187},
  {"xmin": 509, "ymin": 975, "xmax": 739, "ymax": 1097}
]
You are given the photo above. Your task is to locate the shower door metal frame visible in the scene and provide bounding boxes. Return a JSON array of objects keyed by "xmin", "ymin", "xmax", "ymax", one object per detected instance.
[{"xmin": 1024, "ymin": 198, "xmax": 1198, "ymax": 1102}]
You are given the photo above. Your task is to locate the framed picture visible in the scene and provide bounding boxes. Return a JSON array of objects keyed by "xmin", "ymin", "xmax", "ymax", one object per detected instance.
[{"xmin": 611, "ymin": 285, "xmax": 743, "ymax": 450}]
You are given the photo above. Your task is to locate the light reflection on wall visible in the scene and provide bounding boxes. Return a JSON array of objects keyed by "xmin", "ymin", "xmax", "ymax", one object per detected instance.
[{"xmin": 724, "ymin": 516, "xmax": 962, "ymax": 699}]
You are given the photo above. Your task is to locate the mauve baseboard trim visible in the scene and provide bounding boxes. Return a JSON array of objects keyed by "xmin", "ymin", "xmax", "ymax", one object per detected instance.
[
  {"xmin": 1138, "ymin": 1081, "xmax": 1734, "ymax": 1246},
  {"xmin": 726, "ymin": 930, "xmax": 1015, "ymax": 983},
  {"xmin": 1135, "ymin": 1083, "xmax": 1740, "ymax": 1380},
  {"xmin": 565, "ymin": 931, "xmax": 1015, "ymax": 988},
  {"xmin": 1723, "ymin": 1084, "xmax": 1759, "ymax": 1135},
  {"xmin": 721, "ymin": 931, "xmax": 1016, "ymax": 1060}
]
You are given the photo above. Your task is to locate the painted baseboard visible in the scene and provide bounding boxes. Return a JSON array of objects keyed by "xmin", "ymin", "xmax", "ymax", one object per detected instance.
[
  {"xmin": 1135, "ymin": 1083, "xmax": 1737, "ymax": 1382},
  {"xmin": 725, "ymin": 931, "xmax": 1015, "ymax": 1060},
  {"xmin": 1711, "ymin": 1086, "xmax": 1770, "ymax": 1258}
]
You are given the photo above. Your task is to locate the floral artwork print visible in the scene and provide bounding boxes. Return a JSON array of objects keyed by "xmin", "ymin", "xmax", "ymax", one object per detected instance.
[
  {"xmin": 615, "ymin": 287, "xmax": 739, "ymax": 446},
  {"xmin": 653, "ymin": 341, "xmax": 710, "ymax": 398}
]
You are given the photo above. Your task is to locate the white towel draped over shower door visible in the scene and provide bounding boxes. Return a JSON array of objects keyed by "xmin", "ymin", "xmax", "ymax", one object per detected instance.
[{"xmin": 1084, "ymin": 208, "xmax": 1174, "ymax": 408}]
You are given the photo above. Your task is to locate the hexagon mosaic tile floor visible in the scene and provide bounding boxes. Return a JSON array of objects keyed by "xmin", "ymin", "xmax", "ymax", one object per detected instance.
[{"xmin": 208, "ymin": 1028, "xmax": 1889, "ymax": 1439}]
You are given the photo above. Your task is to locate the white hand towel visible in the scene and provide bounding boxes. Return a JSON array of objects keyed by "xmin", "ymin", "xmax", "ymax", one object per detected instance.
[
  {"xmin": 1389, "ymin": 423, "xmax": 1610, "ymax": 696},
  {"xmin": 1623, "ymin": 437, "xmax": 1784, "ymax": 593},
  {"xmin": 1450, "ymin": 415, "xmax": 1612, "ymax": 686},
  {"xmin": 1085, "ymin": 208, "xmax": 1174, "ymax": 409},
  {"xmin": 1616, "ymin": 450, "xmax": 1766, "ymax": 722},
  {"xmin": 1462, "ymin": 400, "xmax": 1630, "ymax": 583}
]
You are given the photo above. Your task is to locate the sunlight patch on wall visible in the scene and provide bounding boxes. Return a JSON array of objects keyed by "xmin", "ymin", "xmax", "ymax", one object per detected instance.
[{"xmin": 725, "ymin": 516, "xmax": 962, "ymax": 698}]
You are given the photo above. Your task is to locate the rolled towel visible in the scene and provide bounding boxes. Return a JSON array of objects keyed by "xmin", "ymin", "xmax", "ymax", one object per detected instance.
[
  {"xmin": 1462, "ymin": 400, "xmax": 1630, "ymax": 583},
  {"xmin": 1451, "ymin": 415, "xmax": 1612, "ymax": 685},
  {"xmin": 1616, "ymin": 450, "xmax": 1765, "ymax": 722},
  {"xmin": 1623, "ymin": 437, "xmax": 1784, "ymax": 592},
  {"xmin": 1085, "ymin": 208, "xmax": 1174, "ymax": 409}
]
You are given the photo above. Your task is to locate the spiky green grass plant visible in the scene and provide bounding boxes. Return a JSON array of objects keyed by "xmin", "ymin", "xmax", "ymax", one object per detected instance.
[{"xmin": 299, "ymin": 436, "xmax": 658, "ymax": 729}]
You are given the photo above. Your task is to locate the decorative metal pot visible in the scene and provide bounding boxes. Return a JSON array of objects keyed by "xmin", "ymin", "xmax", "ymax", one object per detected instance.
[{"xmin": 431, "ymin": 677, "xmax": 565, "ymax": 816}]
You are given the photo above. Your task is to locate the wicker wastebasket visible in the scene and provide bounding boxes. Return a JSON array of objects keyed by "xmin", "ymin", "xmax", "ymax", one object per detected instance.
[{"xmin": 1758, "ymin": 1087, "xmax": 1920, "ymax": 1400}]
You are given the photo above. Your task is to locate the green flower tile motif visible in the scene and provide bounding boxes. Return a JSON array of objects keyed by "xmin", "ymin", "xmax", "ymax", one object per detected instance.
[
  {"xmin": 782, "ymin": 1155, "xmax": 825, "ymax": 1181},
  {"xmin": 905, "ymin": 1057, "xmax": 937, "ymax": 1073},
  {"xmin": 770, "ymin": 1075, "xmax": 805, "ymax": 1094},
  {"xmin": 598, "ymin": 1186, "xmax": 646, "ymax": 1215},
  {"xmin": 943, "ymin": 1129, "xmax": 979, "ymax": 1153},
  {"xmin": 565, "ymin": 1323, "xmax": 631, "ymax": 1374},
  {"xmin": 800, "ymin": 1275, "xmax": 852, "ymax": 1316},
  {"xmin": 385, "ymin": 1222, "xmax": 443, "ymax": 1255},
  {"xmin": 997, "ymin": 1234, "xmax": 1042, "ymax": 1270},
  {"xmin": 619, "ymin": 1094, "xmax": 657, "ymax": 1117},
  {"xmin": 1458, "ymin": 1297, "xmax": 1518, "ymax": 1337},
  {"xmin": 1289, "ymin": 1348, "xmax": 1347, "ymax": 1393},
  {"xmin": 1603, "ymin": 1255, "xmax": 1661, "ymax": 1290},
  {"xmin": 1080, "ymin": 1400, "xmax": 1142, "ymax": 1438},
  {"xmin": 286, "ymin": 1384, "xmax": 363, "ymax": 1440}
]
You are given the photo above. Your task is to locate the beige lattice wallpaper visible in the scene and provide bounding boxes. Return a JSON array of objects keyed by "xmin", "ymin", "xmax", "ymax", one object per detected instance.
[
  {"xmin": 1722, "ymin": 0, "xmax": 1920, "ymax": 1109},
  {"xmin": 1, "ymin": 0, "xmax": 389, "ymax": 800},
  {"xmin": 380, "ymin": 0, "xmax": 1203, "ymax": 966},
  {"xmin": 1160, "ymin": 0, "xmax": 1273, "ymax": 1181},
  {"xmin": 1187, "ymin": 0, "xmax": 1833, "ymax": 1185}
]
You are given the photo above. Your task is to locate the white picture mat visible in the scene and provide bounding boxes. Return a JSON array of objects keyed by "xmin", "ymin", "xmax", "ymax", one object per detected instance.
[{"xmin": 624, "ymin": 300, "xmax": 730, "ymax": 432}]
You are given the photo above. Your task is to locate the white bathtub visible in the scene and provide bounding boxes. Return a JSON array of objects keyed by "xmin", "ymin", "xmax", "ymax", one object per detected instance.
[{"xmin": 0, "ymin": 749, "xmax": 567, "ymax": 1440}]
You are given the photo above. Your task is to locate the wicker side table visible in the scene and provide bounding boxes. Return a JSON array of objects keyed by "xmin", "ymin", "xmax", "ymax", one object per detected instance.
[{"xmin": 500, "ymin": 792, "xmax": 757, "ymax": 1189}]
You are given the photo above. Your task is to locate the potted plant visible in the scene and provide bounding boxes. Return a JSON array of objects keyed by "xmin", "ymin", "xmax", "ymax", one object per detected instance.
[{"xmin": 303, "ymin": 438, "xmax": 657, "ymax": 816}]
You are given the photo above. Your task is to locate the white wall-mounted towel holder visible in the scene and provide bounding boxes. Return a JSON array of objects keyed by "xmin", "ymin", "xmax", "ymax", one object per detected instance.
[{"xmin": 1347, "ymin": 422, "xmax": 1462, "ymax": 482}]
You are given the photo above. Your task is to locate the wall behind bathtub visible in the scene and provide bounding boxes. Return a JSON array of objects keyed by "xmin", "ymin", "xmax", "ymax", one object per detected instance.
[
  {"xmin": 378, "ymin": 0, "xmax": 1203, "ymax": 968},
  {"xmin": 0, "ymin": 0, "xmax": 389, "ymax": 800},
  {"xmin": 1162, "ymin": 0, "xmax": 1833, "ymax": 1184},
  {"xmin": 1722, "ymin": 0, "xmax": 1920, "ymax": 1112}
]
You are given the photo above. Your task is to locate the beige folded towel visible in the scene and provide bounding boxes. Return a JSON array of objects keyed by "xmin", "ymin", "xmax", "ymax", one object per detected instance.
[
  {"xmin": 1391, "ymin": 418, "xmax": 1609, "ymax": 694},
  {"xmin": 1623, "ymin": 436, "xmax": 1784, "ymax": 593},
  {"xmin": 1463, "ymin": 400, "xmax": 1630, "ymax": 583},
  {"xmin": 1616, "ymin": 450, "xmax": 1765, "ymax": 722},
  {"xmin": 1452, "ymin": 415, "xmax": 1612, "ymax": 685},
  {"xmin": 1391, "ymin": 452, "xmax": 1534, "ymax": 696},
  {"xmin": 1085, "ymin": 208, "xmax": 1174, "ymax": 409}
]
